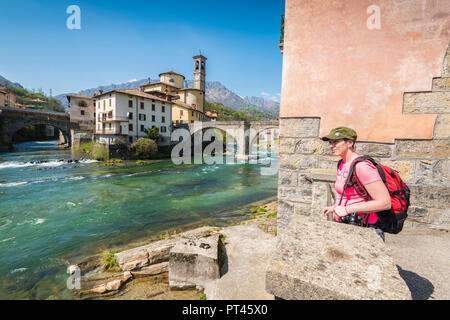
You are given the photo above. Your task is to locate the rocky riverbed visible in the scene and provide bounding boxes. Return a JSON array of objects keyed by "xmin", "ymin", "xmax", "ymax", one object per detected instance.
[{"xmin": 71, "ymin": 200, "xmax": 278, "ymax": 300}]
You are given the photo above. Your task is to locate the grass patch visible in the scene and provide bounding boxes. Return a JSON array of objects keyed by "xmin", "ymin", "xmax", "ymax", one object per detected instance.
[
  {"xmin": 101, "ymin": 250, "xmax": 121, "ymax": 272},
  {"xmin": 199, "ymin": 293, "xmax": 207, "ymax": 300},
  {"xmin": 267, "ymin": 211, "xmax": 277, "ymax": 218}
]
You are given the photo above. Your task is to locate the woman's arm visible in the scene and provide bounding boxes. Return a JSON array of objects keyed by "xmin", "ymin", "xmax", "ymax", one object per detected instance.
[{"xmin": 334, "ymin": 180, "xmax": 391, "ymax": 217}]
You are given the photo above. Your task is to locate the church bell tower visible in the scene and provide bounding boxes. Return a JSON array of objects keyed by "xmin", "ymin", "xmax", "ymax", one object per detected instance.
[{"xmin": 193, "ymin": 54, "xmax": 207, "ymax": 91}]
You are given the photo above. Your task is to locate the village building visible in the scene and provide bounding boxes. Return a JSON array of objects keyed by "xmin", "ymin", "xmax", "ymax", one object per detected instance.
[
  {"xmin": 0, "ymin": 87, "xmax": 16, "ymax": 108},
  {"xmin": 140, "ymin": 55, "xmax": 207, "ymax": 126},
  {"xmin": 93, "ymin": 55, "xmax": 208, "ymax": 146},
  {"xmin": 67, "ymin": 94, "xmax": 96, "ymax": 131},
  {"xmin": 94, "ymin": 89, "xmax": 172, "ymax": 146}
]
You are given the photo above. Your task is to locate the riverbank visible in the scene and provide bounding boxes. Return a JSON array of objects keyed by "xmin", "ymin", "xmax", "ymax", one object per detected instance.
[
  {"xmin": 72, "ymin": 199, "xmax": 278, "ymax": 300},
  {"xmin": 72, "ymin": 200, "xmax": 450, "ymax": 300}
]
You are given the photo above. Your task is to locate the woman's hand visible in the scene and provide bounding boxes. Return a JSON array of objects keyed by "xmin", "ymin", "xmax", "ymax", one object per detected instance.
[
  {"xmin": 333, "ymin": 206, "xmax": 348, "ymax": 218},
  {"xmin": 322, "ymin": 206, "xmax": 335, "ymax": 216}
]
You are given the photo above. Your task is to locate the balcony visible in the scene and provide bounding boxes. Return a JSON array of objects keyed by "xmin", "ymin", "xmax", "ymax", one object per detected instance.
[
  {"xmin": 103, "ymin": 116, "xmax": 129, "ymax": 122},
  {"xmin": 97, "ymin": 128, "xmax": 126, "ymax": 135}
]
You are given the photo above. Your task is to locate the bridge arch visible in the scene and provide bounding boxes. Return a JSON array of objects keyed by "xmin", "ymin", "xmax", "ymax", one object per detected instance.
[{"xmin": 0, "ymin": 107, "xmax": 76, "ymax": 150}]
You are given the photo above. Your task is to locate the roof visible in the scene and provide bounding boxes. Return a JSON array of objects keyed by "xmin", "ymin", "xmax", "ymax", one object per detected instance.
[
  {"xmin": 140, "ymin": 81, "xmax": 180, "ymax": 90},
  {"xmin": 193, "ymin": 54, "xmax": 207, "ymax": 60},
  {"xmin": 66, "ymin": 94, "xmax": 95, "ymax": 100},
  {"xmin": 158, "ymin": 70, "xmax": 185, "ymax": 79},
  {"xmin": 173, "ymin": 100, "xmax": 204, "ymax": 113},
  {"xmin": 94, "ymin": 89, "xmax": 169, "ymax": 103},
  {"xmin": 178, "ymin": 87, "xmax": 203, "ymax": 92}
]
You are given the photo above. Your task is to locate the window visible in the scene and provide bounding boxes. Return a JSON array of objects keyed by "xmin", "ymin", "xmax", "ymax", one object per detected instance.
[
  {"xmin": 128, "ymin": 100, "xmax": 133, "ymax": 108},
  {"xmin": 93, "ymin": 112, "xmax": 96, "ymax": 118},
  {"xmin": 129, "ymin": 124, "xmax": 133, "ymax": 131},
  {"xmin": 109, "ymin": 99, "xmax": 112, "ymax": 107},
  {"xmin": 103, "ymin": 100, "xmax": 106, "ymax": 110},
  {"xmin": 128, "ymin": 112, "xmax": 133, "ymax": 120},
  {"xmin": 129, "ymin": 136, "xmax": 133, "ymax": 143},
  {"xmin": 162, "ymin": 116, "xmax": 165, "ymax": 123},
  {"xmin": 180, "ymin": 110, "xmax": 184, "ymax": 116},
  {"xmin": 162, "ymin": 106, "xmax": 165, "ymax": 113},
  {"xmin": 161, "ymin": 126, "xmax": 166, "ymax": 133},
  {"xmin": 139, "ymin": 114, "xmax": 146, "ymax": 121},
  {"xmin": 140, "ymin": 125, "xmax": 145, "ymax": 132},
  {"xmin": 140, "ymin": 102, "xmax": 144, "ymax": 109},
  {"xmin": 152, "ymin": 115, "xmax": 155, "ymax": 122},
  {"xmin": 152, "ymin": 104, "xmax": 155, "ymax": 111},
  {"xmin": 81, "ymin": 110, "xmax": 85, "ymax": 116}
]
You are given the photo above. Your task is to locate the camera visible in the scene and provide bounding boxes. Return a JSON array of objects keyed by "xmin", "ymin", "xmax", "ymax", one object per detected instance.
[{"xmin": 340, "ymin": 213, "xmax": 362, "ymax": 226}]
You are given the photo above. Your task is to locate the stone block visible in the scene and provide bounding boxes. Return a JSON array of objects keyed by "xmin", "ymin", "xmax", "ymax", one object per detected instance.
[
  {"xmin": 379, "ymin": 160, "xmax": 415, "ymax": 183},
  {"xmin": 434, "ymin": 114, "xmax": 450, "ymax": 138},
  {"xmin": 356, "ymin": 143, "xmax": 394, "ymax": 158},
  {"xmin": 279, "ymin": 154, "xmax": 319, "ymax": 170},
  {"xmin": 115, "ymin": 227, "xmax": 218, "ymax": 271},
  {"xmin": 278, "ymin": 169, "xmax": 298, "ymax": 187},
  {"xmin": 280, "ymin": 138, "xmax": 330, "ymax": 155},
  {"xmin": 131, "ymin": 262, "xmax": 168, "ymax": 278},
  {"xmin": 169, "ymin": 234, "xmax": 222, "ymax": 290},
  {"xmin": 311, "ymin": 182, "xmax": 335, "ymax": 218},
  {"xmin": 403, "ymin": 91, "xmax": 450, "ymax": 114},
  {"xmin": 414, "ymin": 159, "xmax": 449, "ymax": 185},
  {"xmin": 265, "ymin": 215, "xmax": 411, "ymax": 300},
  {"xmin": 426, "ymin": 208, "xmax": 450, "ymax": 227},
  {"xmin": 279, "ymin": 118, "xmax": 320, "ymax": 138},
  {"xmin": 409, "ymin": 185, "xmax": 450, "ymax": 209},
  {"xmin": 306, "ymin": 168, "xmax": 336, "ymax": 182},
  {"xmin": 432, "ymin": 77, "xmax": 450, "ymax": 91},
  {"xmin": 395, "ymin": 140, "xmax": 450, "ymax": 159},
  {"xmin": 279, "ymin": 186, "xmax": 312, "ymax": 203}
]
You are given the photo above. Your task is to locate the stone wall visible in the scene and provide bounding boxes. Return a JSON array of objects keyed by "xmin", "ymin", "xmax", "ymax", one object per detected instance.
[{"xmin": 277, "ymin": 44, "xmax": 450, "ymax": 234}]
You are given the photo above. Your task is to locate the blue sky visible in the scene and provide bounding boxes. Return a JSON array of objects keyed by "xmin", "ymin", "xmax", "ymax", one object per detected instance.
[{"xmin": 0, "ymin": 0, "xmax": 283, "ymax": 101}]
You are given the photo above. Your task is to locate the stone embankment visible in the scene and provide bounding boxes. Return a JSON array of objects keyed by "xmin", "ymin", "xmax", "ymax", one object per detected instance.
[
  {"xmin": 73, "ymin": 201, "xmax": 278, "ymax": 299},
  {"xmin": 72, "ymin": 200, "xmax": 449, "ymax": 300}
]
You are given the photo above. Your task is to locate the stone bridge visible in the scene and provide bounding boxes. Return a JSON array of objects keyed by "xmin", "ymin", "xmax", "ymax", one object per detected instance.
[
  {"xmin": 0, "ymin": 106, "xmax": 78, "ymax": 150},
  {"xmin": 178, "ymin": 120, "xmax": 279, "ymax": 159}
]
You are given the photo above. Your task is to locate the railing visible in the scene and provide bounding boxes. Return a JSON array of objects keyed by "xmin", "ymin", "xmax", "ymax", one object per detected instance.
[
  {"xmin": 104, "ymin": 116, "xmax": 129, "ymax": 122},
  {"xmin": 97, "ymin": 128, "xmax": 125, "ymax": 135}
]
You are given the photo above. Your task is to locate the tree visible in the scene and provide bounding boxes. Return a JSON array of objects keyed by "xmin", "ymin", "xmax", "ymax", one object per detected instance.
[
  {"xmin": 130, "ymin": 138, "xmax": 158, "ymax": 159},
  {"xmin": 145, "ymin": 126, "xmax": 160, "ymax": 141}
]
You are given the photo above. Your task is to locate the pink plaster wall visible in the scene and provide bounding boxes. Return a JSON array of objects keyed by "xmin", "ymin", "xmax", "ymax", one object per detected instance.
[{"xmin": 281, "ymin": 0, "xmax": 449, "ymax": 142}]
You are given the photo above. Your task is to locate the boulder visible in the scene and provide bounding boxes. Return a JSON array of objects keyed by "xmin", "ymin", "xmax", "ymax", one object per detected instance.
[
  {"xmin": 266, "ymin": 215, "xmax": 411, "ymax": 300},
  {"xmin": 114, "ymin": 227, "xmax": 218, "ymax": 271},
  {"xmin": 105, "ymin": 279, "xmax": 122, "ymax": 291},
  {"xmin": 169, "ymin": 234, "xmax": 222, "ymax": 290},
  {"xmin": 130, "ymin": 262, "xmax": 169, "ymax": 278}
]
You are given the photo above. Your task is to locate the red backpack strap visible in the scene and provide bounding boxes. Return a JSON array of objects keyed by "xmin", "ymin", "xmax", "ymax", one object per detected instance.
[{"xmin": 341, "ymin": 156, "xmax": 373, "ymax": 203}]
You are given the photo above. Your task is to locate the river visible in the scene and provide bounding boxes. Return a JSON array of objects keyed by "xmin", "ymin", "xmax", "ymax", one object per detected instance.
[{"xmin": 0, "ymin": 140, "xmax": 278, "ymax": 299}]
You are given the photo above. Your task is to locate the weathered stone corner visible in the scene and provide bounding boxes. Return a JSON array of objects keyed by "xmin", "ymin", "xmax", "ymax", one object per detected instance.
[
  {"xmin": 265, "ymin": 215, "xmax": 411, "ymax": 300},
  {"xmin": 169, "ymin": 234, "xmax": 222, "ymax": 290}
]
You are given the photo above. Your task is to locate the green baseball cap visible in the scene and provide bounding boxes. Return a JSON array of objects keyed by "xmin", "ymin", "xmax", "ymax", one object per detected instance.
[{"xmin": 321, "ymin": 127, "xmax": 357, "ymax": 141}]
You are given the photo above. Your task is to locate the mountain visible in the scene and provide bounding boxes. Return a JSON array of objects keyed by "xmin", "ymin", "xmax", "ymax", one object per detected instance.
[
  {"xmin": 55, "ymin": 79, "xmax": 280, "ymax": 119},
  {"xmin": 0, "ymin": 75, "xmax": 24, "ymax": 89}
]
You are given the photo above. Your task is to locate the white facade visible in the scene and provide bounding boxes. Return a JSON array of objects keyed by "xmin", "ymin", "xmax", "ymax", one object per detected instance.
[{"xmin": 95, "ymin": 91, "xmax": 172, "ymax": 146}]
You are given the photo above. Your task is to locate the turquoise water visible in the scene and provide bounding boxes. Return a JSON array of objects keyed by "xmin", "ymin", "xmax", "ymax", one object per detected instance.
[{"xmin": 0, "ymin": 141, "xmax": 278, "ymax": 299}]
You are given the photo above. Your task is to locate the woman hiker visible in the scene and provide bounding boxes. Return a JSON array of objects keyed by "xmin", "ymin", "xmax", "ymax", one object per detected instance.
[{"xmin": 321, "ymin": 127, "xmax": 391, "ymax": 241}]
